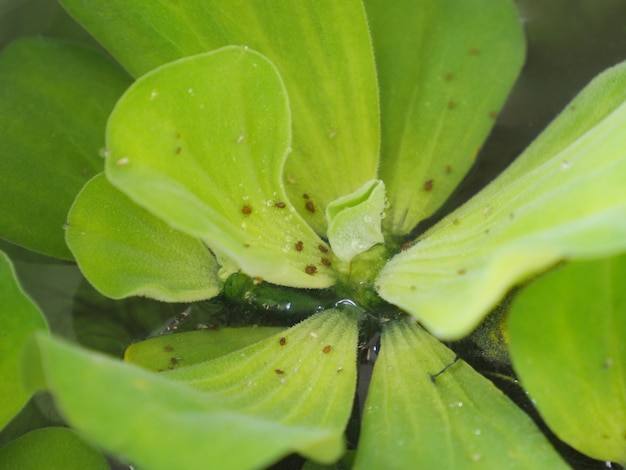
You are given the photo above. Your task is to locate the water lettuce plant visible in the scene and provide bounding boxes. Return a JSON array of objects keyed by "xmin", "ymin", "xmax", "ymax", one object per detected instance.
[{"xmin": 1, "ymin": 1, "xmax": 626, "ymax": 468}]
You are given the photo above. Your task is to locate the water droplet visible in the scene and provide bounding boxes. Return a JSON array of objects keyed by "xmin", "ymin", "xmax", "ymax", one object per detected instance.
[
  {"xmin": 243, "ymin": 45, "xmax": 249, "ymax": 51},
  {"xmin": 363, "ymin": 215, "xmax": 372, "ymax": 223},
  {"xmin": 188, "ymin": 88, "xmax": 195, "ymax": 96},
  {"xmin": 241, "ymin": 221, "xmax": 247, "ymax": 229},
  {"xmin": 116, "ymin": 157, "xmax": 129, "ymax": 166},
  {"xmin": 474, "ymin": 429, "xmax": 481, "ymax": 435},
  {"xmin": 561, "ymin": 160, "xmax": 571, "ymax": 170},
  {"xmin": 237, "ymin": 135, "xmax": 245, "ymax": 144},
  {"xmin": 150, "ymin": 90, "xmax": 158, "ymax": 100}
]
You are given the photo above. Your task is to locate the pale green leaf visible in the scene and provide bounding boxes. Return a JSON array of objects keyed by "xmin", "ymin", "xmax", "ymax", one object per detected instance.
[
  {"xmin": 125, "ymin": 327, "xmax": 285, "ymax": 371},
  {"xmin": 0, "ymin": 37, "xmax": 131, "ymax": 259},
  {"xmin": 66, "ymin": 174, "xmax": 221, "ymax": 302},
  {"xmin": 0, "ymin": 427, "xmax": 108, "ymax": 470},
  {"xmin": 364, "ymin": 0, "xmax": 525, "ymax": 235},
  {"xmin": 354, "ymin": 318, "xmax": 567, "ymax": 469},
  {"xmin": 326, "ymin": 180, "xmax": 386, "ymax": 263},
  {"xmin": 508, "ymin": 255, "xmax": 626, "ymax": 465},
  {"xmin": 60, "ymin": 0, "xmax": 379, "ymax": 233},
  {"xmin": 105, "ymin": 47, "xmax": 334, "ymax": 288},
  {"xmin": 377, "ymin": 61, "xmax": 626, "ymax": 339},
  {"xmin": 24, "ymin": 308, "xmax": 357, "ymax": 469},
  {"xmin": 0, "ymin": 251, "xmax": 48, "ymax": 429}
]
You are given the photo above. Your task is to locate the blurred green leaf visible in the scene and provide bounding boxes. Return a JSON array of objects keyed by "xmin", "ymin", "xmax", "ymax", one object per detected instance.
[
  {"xmin": 364, "ymin": 0, "xmax": 525, "ymax": 235},
  {"xmin": 106, "ymin": 47, "xmax": 334, "ymax": 288},
  {"xmin": 125, "ymin": 327, "xmax": 285, "ymax": 371},
  {"xmin": 509, "ymin": 255, "xmax": 626, "ymax": 465},
  {"xmin": 0, "ymin": 37, "xmax": 131, "ymax": 259},
  {"xmin": 24, "ymin": 308, "xmax": 358, "ymax": 469},
  {"xmin": 378, "ymin": 60, "xmax": 626, "ymax": 339},
  {"xmin": 67, "ymin": 173, "xmax": 222, "ymax": 302},
  {"xmin": 59, "ymin": 0, "xmax": 379, "ymax": 233},
  {"xmin": 354, "ymin": 318, "xmax": 567, "ymax": 468},
  {"xmin": 0, "ymin": 251, "xmax": 48, "ymax": 429},
  {"xmin": 0, "ymin": 427, "xmax": 108, "ymax": 470}
]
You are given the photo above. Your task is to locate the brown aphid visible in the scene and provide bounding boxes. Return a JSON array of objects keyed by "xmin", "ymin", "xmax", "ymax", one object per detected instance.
[
  {"xmin": 302, "ymin": 193, "xmax": 310, "ymax": 199},
  {"xmin": 305, "ymin": 265, "xmax": 317, "ymax": 275},
  {"xmin": 447, "ymin": 100, "xmax": 456, "ymax": 110},
  {"xmin": 424, "ymin": 179, "xmax": 434, "ymax": 192},
  {"xmin": 321, "ymin": 257, "xmax": 331, "ymax": 267},
  {"xmin": 401, "ymin": 242, "xmax": 412, "ymax": 251},
  {"xmin": 322, "ymin": 345, "xmax": 332, "ymax": 354},
  {"xmin": 305, "ymin": 200, "xmax": 316, "ymax": 213},
  {"xmin": 318, "ymin": 244, "xmax": 328, "ymax": 253},
  {"xmin": 470, "ymin": 48, "xmax": 480, "ymax": 55},
  {"xmin": 163, "ymin": 345, "xmax": 174, "ymax": 352},
  {"xmin": 170, "ymin": 357, "xmax": 181, "ymax": 366},
  {"xmin": 488, "ymin": 110, "xmax": 497, "ymax": 119},
  {"xmin": 279, "ymin": 337, "xmax": 287, "ymax": 346},
  {"xmin": 444, "ymin": 72, "xmax": 453, "ymax": 81},
  {"xmin": 445, "ymin": 164, "xmax": 452, "ymax": 174},
  {"xmin": 458, "ymin": 268, "xmax": 467, "ymax": 275},
  {"xmin": 175, "ymin": 146, "xmax": 182, "ymax": 155},
  {"xmin": 275, "ymin": 369, "xmax": 285, "ymax": 375},
  {"xmin": 295, "ymin": 241, "xmax": 304, "ymax": 252},
  {"xmin": 274, "ymin": 201, "xmax": 286, "ymax": 209},
  {"xmin": 252, "ymin": 276, "xmax": 263, "ymax": 285},
  {"xmin": 241, "ymin": 205, "xmax": 252, "ymax": 215}
]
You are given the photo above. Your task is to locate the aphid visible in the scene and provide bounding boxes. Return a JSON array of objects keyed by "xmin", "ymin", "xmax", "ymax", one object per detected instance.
[
  {"xmin": 279, "ymin": 337, "xmax": 287, "ymax": 346},
  {"xmin": 321, "ymin": 258, "xmax": 331, "ymax": 267},
  {"xmin": 175, "ymin": 146, "xmax": 181, "ymax": 154},
  {"xmin": 170, "ymin": 357, "xmax": 181, "ymax": 366},
  {"xmin": 445, "ymin": 164, "xmax": 452, "ymax": 174},
  {"xmin": 318, "ymin": 244, "xmax": 328, "ymax": 253},
  {"xmin": 305, "ymin": 265, "xmax": 317, "ymax": 275},
  {"xmin": 252, "ymin": 276, "xmax": 263, "ymax": 284},
  {"xmin": 241, "ymin": 205, "xmax": 252, "ymax": 215},
  {"xmin": 302, "ymin": 193, "xmax": 310, "ymax": 199},
  {"xmin": 424, "ymin": 179, "xmax": 434, "ymax": 192},
  {"xmin": 295, "ymin": 241, "xmax": 304, "ymax": 252},
  {"xmin": 447, "ymin": 100, "xmax": 456, "ymax": 110},
  {"xmin": 275, "ymin": 369, "xmax": 285, "ymax": 375},
  {"xmin": 163, "ymin": 345, "xmax": 174, "ymax": 352},
  {"xmin": 305, "ymin": 200, "xmax": 315, "ymax": 213},
  {"xmin": 274, "ymin": 201, "xmax": 286, "ymax": 209},
  {"xmin": 458, "ymin": 268, "xmax": 466, "ymax": 275},
  {"xmin": 322, "ymin": 345, "xmax": 332, "ymax": 354},
  {"xmin": 401, "ymin": 242, "xmax": 411, "ymax": 251},
  {"xmin": 470, "ymin": 48, "xmax": 480, "ymax": 55},
  {"xmin": 444, "ymin": 72, "xmax": 453, "ymax": 81},
  {"xmin": 488, "ymin": 110, "xmax": 497, "ymax": 119}
]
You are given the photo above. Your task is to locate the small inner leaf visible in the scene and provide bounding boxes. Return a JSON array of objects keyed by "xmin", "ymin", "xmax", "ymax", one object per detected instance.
[
  {"xmin": 508, "ymin": 255, "xmax": 626, "ymax": 465},
  {"xmin": 0, "ymin": 251, "xmax": 48, "ymax": 429},
  {"xmin": 377, "ymin": 61, "xmax": 626, "ymax": 340},
  {"xmin": 66, "ymin": 174, "xmax": 222, "ymax": 302},
  {"xmin": 105, "ymin": 46, "xmax": 333, "ymax": 288},
  {"xmin": 354, "ymin": 318, "xmax": 567, "ymax": 469},
  {"xmin": 326, "ymin": 180, "xmax": 386, "ymax": 263}
]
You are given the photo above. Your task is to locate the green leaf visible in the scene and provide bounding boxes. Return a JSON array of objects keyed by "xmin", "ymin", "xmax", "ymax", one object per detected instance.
[
  {"xmin": 59, "ymin": 0, "xmax": 379, "ymax": 233},
  {"xmin": 364, "ymin": 0, "xmax": 525, "ymax": 235},
  {"xmin": 125, "ymin": 327, "xmax": 285, "ymax": 371},
  {"xmin": 354, "ymin": 318, "xmax": 567, "ymax": 469},
  {"xmin": 0, "ymin": 37, "xmax": 131, "ymax": 259},
  {"xmin": 377, "ymin": 60, "xmax": 626, "ymax": 339},
  {"xmin": 66, "ymin": 173, "xmax": 222, "ymax": 302},
  {"xmin": 105, "ymin": 47, "xmax": 334, "ymax": 288},
  {"xmin": 24, "ymin": 308, "xmax": 358, "ymax": 469},
  {"xmin": 0, "ymin": 251, "xmax": 48, "ymax": 429},
  {"xmin": 508, "ymin": 255, "xmax": 626, "ymax": 465},
  {"xmin": 0, "ymin": 427, "xmax": 109, "ymax": 470},
  {"xmin": 326, "ymin": 180, "xmax": 386, "ymax": 263}
]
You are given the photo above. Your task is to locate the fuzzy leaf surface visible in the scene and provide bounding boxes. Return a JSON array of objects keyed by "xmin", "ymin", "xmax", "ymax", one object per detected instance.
[
  {"xmin": 364, "ymin": 0, "xmax": 525, "ymax": 235},
  {"xmin": 0, "ymin": 251, "xmax": 48, "ymax": 429},
  {"xmin": 354, "ymin": 319, "xmax": 567, "ymax": 469},
  {"xmin": 106, "ymin": 47, "xmax": 334, "ymax": 288},
  {"xmin": 60, "ymin": 0, "xmax": 379, "ymax": 233},
  {"xmin": 66, "ymin": 174, "xmax": 221, "ymax": 302},
  {"xmin": 378, "ymin": 61, "xmax": 626, "ymax": 339},
  {"xmin": 0, "ymin": 428, "xmax": 108, "ymax": 470},
  {"xmin": 24, "ymin": 308, "xmax": 357, "ymax": 469},
  {"xmin": 0, "ymin": 37, "xmax": 131, "ymax": 259},
  {"xmin": 509, "ymin": 255, "xmax": 626, "ymax": 465}
]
